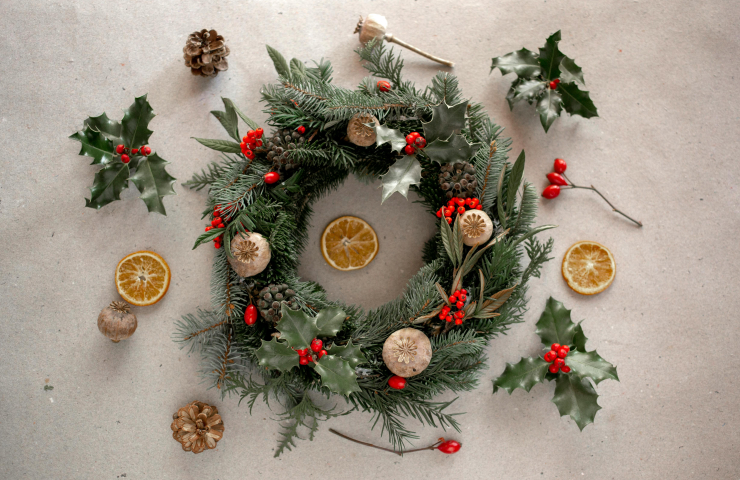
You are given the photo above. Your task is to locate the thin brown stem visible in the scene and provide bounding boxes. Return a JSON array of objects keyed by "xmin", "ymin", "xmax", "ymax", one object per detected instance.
[
  {"xmin": 328, "ymin": 429, "xmax": 441, "ymax": 456},
  {"xmin": 561, "ymin": 174, "xmax": 642, "ymax": 227}
]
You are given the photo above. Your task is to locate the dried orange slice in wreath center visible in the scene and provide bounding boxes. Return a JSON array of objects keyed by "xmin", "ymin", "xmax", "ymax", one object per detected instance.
[
  {"xmin": 115, "ymin": 251, "xmax": 171, "ymax": 306},
  {"xmin": 561, "ymin": 241, "xmax": 616, "ymax": 295},
  {"xmin": 321, "ymin": 216, "xmax": 379, "ymax": 271}
]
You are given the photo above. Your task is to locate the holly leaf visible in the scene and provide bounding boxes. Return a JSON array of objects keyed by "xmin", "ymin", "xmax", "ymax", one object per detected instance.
[
  {"xmin": 379, "ymin": 155, "xmax": 422, "ymax": 204},
  {"xmin": 573, "ymin": 322, "xmax": 588, "ymax": 352},
  {"xmin": 566, "ymin": 350, "xmax": 619, "ymax": 385},
  {"xmin": 256, "ymin": 337, "xmax": 299, "ymax": 372},
  {"xmin": 535, "ymin": 297, "xmax": 576, "ymax": 347},
  {"xmin": 512, "ymin": 79, "xmax": 546, "ymax": 104},
  {"xmin": 121, "ymin": 94, "xmax": 155, "ymax": 149},
  {"xmin": 329, "ymin": 340, "xmax": 367, "ymax": 368},
  {"xmin": 552, "ymin": 375, "xmax": 601, "ymax": 431},
  {"xmin": 193, "ymin": 138, "xmax": 242, "ymax": 153},
  {"xmin": 538, "ymin": 30, "xmax": 565, "ymax": 81},
  {"xmin": 559, "ymin": 56, "xmax": 585, "ymax": 85},
  {"xmin": 558, "ymin": 83, "xmax": 598, "ymax": 118},
  {"xmin": 536, "ymin": 89, "xmax": 563, "ymax": 133},
  {"xmin": 83, "ymin": 112, "xmax": 122, "ymax": 139},
  {"xmin": 490, "ymin": 48, "xmax": 541, "ymax": 78},
  {"xmin": 492, "ymin": 357, "xmax": 549, "ymax": 394},
  {"xmin": 315, "ymin": 307, "xmax": 347, "ymax": 337},
  {"xmin": 85, "ymin": 161, "xmax": 130, "ymax": 210},
  {"xmin": 311, "ymin": 356, "xmax": 361, "ymax": 396},
  {"xmin": 423, "ymin": 134, "xmax": 481, "ymax": 164},
  {"xmin": 211, "ymin": 97, "xmax": 240, "ymax": 141},
  {"xmin": 129, "ymin": 153, "xmax": 176, "ymax": 215},
  {"xmin": 373, "ymin": 123, "xmax": 406, "ymax": 153},
  {"xmin": 275, "ymin": 304, "xmax": 320, "ymax": 350},
  {"xmin": 422, "ymin": 100, "xmax": 468, "ymax": 143},
  {"xmin": 69, "ymin": 127, "xmax": 116, "ymax": 165}
]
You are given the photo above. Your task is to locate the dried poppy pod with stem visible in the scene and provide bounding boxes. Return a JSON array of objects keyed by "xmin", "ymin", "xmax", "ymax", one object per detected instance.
[{"xmin": 354, "ymin": 14, "xmax": 454, "ymax": 67}]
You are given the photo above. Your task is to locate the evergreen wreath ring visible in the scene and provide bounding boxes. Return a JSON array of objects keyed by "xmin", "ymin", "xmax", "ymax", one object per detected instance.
[{"xmin": 175, "ymin": 42, "xmax": 555, "ymax": 456}]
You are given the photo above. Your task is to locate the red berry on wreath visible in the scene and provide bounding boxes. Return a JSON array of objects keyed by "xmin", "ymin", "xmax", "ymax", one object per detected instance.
[
  {"xmin": 436, "ymin": 209, "xmax": 443, "ymax": 218},
  {"xmin": 454, "ymin": 318, "xmax": 462, "ymax": 325},
  {"xmin": 121, "ymin": 154, "xmax": 130, "ymax": 164},
  {"xmin": 561, "ymin": 365, "xmax": 571, "ymax": 373},
  {"xmin": 404, "ymin": 144, "xmax": 416, "ymax": 155},
  {"xmin": 142, "ymin": 146, "xmax": 151, "ymax": 156},
  {"xmin": 544, "ymin": 351, "xmax": 554, "ymax": 362},
  {"xmin": 409, "ymin": 132, "xmax": 420, "ymax": 140},
  {"xmin": 461, "ymin": 289, "xmax": 468, "ymax": 295},
  {"xmin": 446, "ymin": 217, "xmax": 452, "ymax": 224},
  {"xmin": 549, "ymin": 363, "xmax": 560, "ymax": 374},
  {"xmin": 244, "ymin": 304, "xmax": 258, "ymax": 326},
  {"xmin": 247, "ymin": 130, "xmax": 256, "ymax": 138},
  {"xmin": 542, "ymin": 185, "xmax": 560, "ymax": 199},
  {"xmin": 558, "ymin": 348, "xmax": 568, "ymax": 358},
  {"xmin": 414, "ymin": 136, "xmax": 426, "ymax": 148},
  {"xmin": 299, "ymin": 356, "xmax": 309, "ymax": 366},
  {"xmin": 549, "ymin": 81, "xmax": 558, "ymax": 89},
  {"xmin": 546, "ymin": 172, "xmax": 568, "ymax": 186},
  {"xmin": 553, "ymin": 158, "xmax": 567, "ymax": 173},
  {"xmin": 205, "ymin": 226, "xmax": 213, "ymax": 232},
  {"xmin": 311, "ymin": 338, "xmax": 323, "ymax": 352},
  {"xmin": 318, "ymin": 349, "xmax": 328, "ymax": 359},
  {"xmin": 211, "ymin": 218, "xmax": 222, "ymax": 227},
  {"xmin": 455, "ymin": 198, "xmax": 465, "ymax": 206},
  {"xmin": 405, "ymin": 134, "xmax": 416, "ymax": 144},
  {"xmin": 438, "ymin": 440, "xmax": 461, "ymax": 454},
  {"xmin": 132, "ymin": 148, "xmax": 139, "ymax": 154},
  {"xmin": 551, "ymin": 343, "xmax": 561, "ymax": 351},
  {"xmin": 296, "ymin": 348, "xmax": 308, "ymax": 356},
  {"xmin": 377, "ymin": 80, "xmax": 391, "ymax": 92},
  {"xmin": 264, "ymin": 172, "xmax": 280, "ymax": 184},
  {"xmin": 115, "ymin": 144, "xmax": 125, "ymax": 154},
  {"xmin": 296, "ymin": 125, "xmax": 306, "ymax": 134},
  {"xmin": 240, "ymin": 142, "xmax": 246, "ymax": 149},
  {"xmin": 455, "ymin": 301, "xmax": 464, "ymax": 309},
  {"xmin": 243, "ymin": 150, "xmax": 255, "ymax": 160},
  {"xmin": 562, "ymin": 345, "xmax": 570, "ymax": 353},
  {"xmin": 457, "ymin": 206, "xmax": 465, "ymax": 214},
  {"xmin": 388, "ymin": 375, "xmax": 406, "ymax": 389},
  {"xmin": 255, "ymin": 127, "xmax": 264, "ymax": 138},
  {"xmin": 554, "ymin": 358, "xmax": 565, "ymax": 367}
]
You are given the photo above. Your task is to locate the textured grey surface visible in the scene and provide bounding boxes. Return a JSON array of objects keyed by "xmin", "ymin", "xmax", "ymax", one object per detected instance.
[{"xmin": 1, "ymin": 0, "xmax": 739, "ymax": 478}]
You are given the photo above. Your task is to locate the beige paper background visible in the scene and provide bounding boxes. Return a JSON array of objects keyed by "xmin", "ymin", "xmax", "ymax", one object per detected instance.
[{"xmin": 1, "ymin": 0, "xmax": 739, "ymax": 478}]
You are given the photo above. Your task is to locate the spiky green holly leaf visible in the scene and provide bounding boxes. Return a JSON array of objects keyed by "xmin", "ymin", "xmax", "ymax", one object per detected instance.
[
  {"xmin": 69, "ymin": 127, "xmax": 116, "ymax": 165},
  {"xmin": 373, "ymin": 123, "xmax": 406, "ymax": 153},
  {"xmin": 559, "ymin": 56, "xmax": 585, "ymax": 85},
  {"xmin": 535, "ymin": 297, "xmax": 576, "ymax": 348},
  {"xmin": 121, "ymin": 94, "xmax": 154, "ymax": 149},
  {"xmin": 329, "ymin": 340, "xmax": 367, "ymax": 368},
  {"xmin": 193, "ymin": 138, "xmax": 242, "ymax": 153},
  {"xmin": 538, "ymin": 31, "xmax": 565, "ymax": 81},
  {"xmin": 311, "ymin": 355, "xmax": 361, "ymax": 396},
  {"xmin": 493, "ymin": 357, "xmax": 549, "ymax": 394},
  {"xmin": 379, "ymin": 155, "xmax": 422, "ymax": 204},
  {"xmin": 512, "ymin": 79, "xmax": 547, "ymax": 104},
  {"xmin": 276, "ymin": 304, "xmax": 320, "ymax": 350},
  {"xmin": 315, "ymin": 307, "xmax": 347, "ymax": 337},
  {"xmin": 573, "ymin": 321, "xmax": 588, "ymax": 352},
  {"xmin": 256, "ymin": 337, "xmax": 299, "ymax": 372},
  {"xmin": 422, "ymin": 100, "xmax": 468, "ymax": 143},
  {"xmin": 536, "ymin": 89, "xmax": 563, "ymax": 133},
  {"xmin": 83, "ymin": 112, "xmax": 122, "ymax": 139},
  {"xmin": 490, "ymin": 48, "xmax": 541, "ymax": 78},
  {"xmin": 423, "ymin": 134, "xmax": 481, "ymax": 164},
  {"xmin": 85, "ymin": 161, "xmax": 130, "ymax": 210},
  {"xmin": 129, "ymin": 153, "xmax": 176, "ymax": 215},
  {"xmin": 558, "ymin": 83, "xmax": 598, "ymax": 118},
  {"xmin": 211, "ymin": 97, "xmax": 240, "ymax": 141},
  {"xmin": 565, "ymin": 350, "xmax": 619, "ymax": 385},
  {"xmin": 552, "ymin": 375, "xmax": 601, "ymax": 430}
]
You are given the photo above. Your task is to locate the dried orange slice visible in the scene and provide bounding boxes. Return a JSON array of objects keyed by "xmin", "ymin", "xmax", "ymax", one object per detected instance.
[
  {"xmin": 321, "ymin": 216, "xmax": 378, "ymax": 271},
  {"xmin": 561, "ymin": 241, "xmax": 616, "ymax": 295},
  {"xmin": 115, "ymin": 251, "xmax": 171, "ymax": 306}
]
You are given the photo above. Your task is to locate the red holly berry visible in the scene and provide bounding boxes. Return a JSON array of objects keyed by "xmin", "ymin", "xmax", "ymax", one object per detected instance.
[
  {"xmin": 405, "ymin": 134, "xmax": 416, "ymax": 144},
  {"xmin": 296, "ymin": 126, "xmax": 306, "ymax": 135},
  {"xmin": 296, "ymin": 348, "xmax": 308, "ymax": 356},
  {"xmin": 377, "ymin": 80, "xmax": 391, "ymax": 92},
  {"xmin": 544, "ymin": 351, "xmax": 555, "ymax": 362},
  {"xmin": 264, "ymin": 172, "xmax": 280, "ymax": 184},
  {"xmin": 255, "ymin": 128, "xmax": 264, "ymax": 138},
  {"xmin": 437, "ymin": 440, "xmax": 461, "ymax": 454},
  {"xmin": 551, "ymin": 344, "xmax": 561, "ymax": 351},
  {"xmin": 118, "ymin": 154, "xmax": 129, "ymax": 164},
  {"xmin": 409, "ymin": 132, "xmax": 420, "ymax": 140},
  {"xmin": 116, "ymin": 144, "xmax": 125, "ymax": 154},
  {"xmin": 318, "ymin": 349, "xmax": 328, "ymax": 359},
  {"xmin": 549, "ymin": 81, "xmax": 558, "ymax": 89},
  {"xmin": 132, "ymin": 148, "xmax": 139, "ymax": 154},
  {"xmin": 244, "ymin": 304, "xmax": 258, "ymax": 326},
  {"xmin": 142, "ymin": 146, "xmax": 151, "ymax": 156},
  {"xmin": 388, "ymin": 375, "xmax": 406, "ymax": 389},
  {"xmin": 547, "ymin": 172, "xmax": 568, "ymax": 186},
  {"xmin": 404, "ymin": 144, "xmax": 416, "ymax": 155},
  {"xmin": 454, "ymin": 318, "xmax": 463, "ymax": 325},
  {"xmin": 553, "ymin": 158, "xmax": 567, "ymax": 174},
  {"xmin": 299, "ymin": 356, "xmax": 309, "ymax": 366},
  {"xmin": 455, "ymin": 301, "xmax": 464, "ymax": 309},
  {"xmin": 542, "ymin": 185, "xmax": 560, "ymax": 199},
  {"xmin": 554, "ymin": 358, "xmax": 565, "ymax": 367},
  {"xmin": 558, "ymin": 348, "xmax": 568, "ymax": 359},
  {"xmin": 562, "ymin": 345, "xmax": 570, "ymax": 353},
  {"xmin": 311, "ymin": 338, "xmax": 323, "ymax": 352},
  {"xmin": 561, "ymin": 365, "xmax": 571, "ymax": 373},
  {"xmin": 549, "ymin": 364, "xmax": 560, "ymax": 374},
  {"xmin": 414, "ymin": 136, "xmax": 426, "ymax": 148}
]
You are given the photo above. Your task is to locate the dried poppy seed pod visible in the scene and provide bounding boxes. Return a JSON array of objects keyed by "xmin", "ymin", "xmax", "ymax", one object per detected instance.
[
  {"xmin": 228, "ymin": 232, "xmax": 271, "ymax": 277},
  {"xmin": 347, "ymin": 113, "xmax": 378, "ymax": 147},
  {"xmin": 354, "ymin": 14, "xmax": 454, "ymax": 67},
  {"xmin": 382, "ymin": 328, "xmax": 432, "ymax": 378},
  {"xmin": 97, "ymin": 301, "xmax": 137, "ymax": 343},
  {"xmin": 460, "ymin": 210, "xmax": 493, "ymax": 246}
]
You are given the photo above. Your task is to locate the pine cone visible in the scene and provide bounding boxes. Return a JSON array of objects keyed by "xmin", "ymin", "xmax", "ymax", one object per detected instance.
[
  {"xmin": 438, "ymin": 161, "xmax": 478, "ymax": 199},
  {"xmin": 183, "ymin": 29, "xmax": 230, "ymax": 77},
  {"xmin": 171, "ymin": 401, "xmax": 224, "ymax": 454},
  {"xmin": 265, "ymin": 129, "xmax": 306, "ymax": 180},
  {"xmin": 257, "ymin": 283, "xmax": 299, "ymax": 323}
]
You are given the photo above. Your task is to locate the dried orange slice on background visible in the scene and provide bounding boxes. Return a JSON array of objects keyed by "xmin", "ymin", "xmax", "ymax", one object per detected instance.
[
  {"xmin": 321, "ymin": 216, "xmax": 379, "ymax": 271},
  {"xmin": 561, "ymin": 241, "xmax": 616, "ymax": 295},
  {"xmin": 115, "ymin": 251, "xmax": 171, "ymax": 306}
]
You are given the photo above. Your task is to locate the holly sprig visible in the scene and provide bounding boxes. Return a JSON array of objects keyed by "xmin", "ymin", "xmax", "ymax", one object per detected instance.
[
  {"xmin": 492, "ymin": 297, "xmax": 618, "ymax": 430},
  {"xmin": 490, "ymin": 31, "xmax": 598, "ymax": 133},
  {"xmin": 69, "ymin": 94, "xmax": 176, "ymax": 214}
]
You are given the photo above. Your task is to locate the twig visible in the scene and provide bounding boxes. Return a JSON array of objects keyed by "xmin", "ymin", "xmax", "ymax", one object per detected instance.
[
  {"xmin": 328, "ymin": 429, "xmax": 441, "ymax": 456},
  {"xmin": 562, "ymin": 173, "xmax": 643, "ymax": 227}
]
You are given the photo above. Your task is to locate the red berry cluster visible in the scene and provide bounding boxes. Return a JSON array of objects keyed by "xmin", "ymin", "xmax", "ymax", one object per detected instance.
[
  {"xmin": 544, "ymin": 343, "xmax": 571, "ymax": 374},
  {"xmin": 435, "ymin": 197, "xmax": 482, "ymax": 224},
  {"xmin": 377, "ymin": 80, "xmax": 391, "ymax": 92},
  {"xmin": 239, "ymin": 128, "xmax": 264, "ymax": 159},
  {"xmin": 439, "ymin": 289, "xmax": 468, "ymax": 325},
  {"xmin": 115, "ymin": 144, "xmax": 151, "ymax": 164},
  {"xmin": 204, "ymin": 204, "xmax": 233, "ymax": 249},
  {"xmin": 549, "ymin": 78, "xmax": 561, "ymax": 90},
  {"xmin": 403, "ymin": 131, "xmax": 427, "ymax": 155},
  {"xmin": 542, "ymin": 158, "xmax": 569, "ymax": 199},
  {"xmin": 295, "ymin": 338, "xmax": 328, "ymax": 365}
]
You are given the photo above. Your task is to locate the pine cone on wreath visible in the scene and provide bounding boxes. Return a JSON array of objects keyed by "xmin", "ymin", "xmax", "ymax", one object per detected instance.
[
  {"xmin": 266, "ymin": 128, "xmax": 306, "ymax": 180},
  {"xmin": 171, "ymin": 401, "xmax": 224, "ymax": 454},
  {"xmin": 183, "ymin": 29, "xmax": 230, "ymax": 77},
  {"xmin": 438, "ymin": 161, "xmax": 478, "ymax": 199},
  {"xmin": 257, "ymin": 283, "xmax": 299, "ymax": 324}
]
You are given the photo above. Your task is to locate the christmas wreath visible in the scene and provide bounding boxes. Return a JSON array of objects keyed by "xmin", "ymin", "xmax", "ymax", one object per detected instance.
[{"xmin": 175, "ymin": 42, "xmax": 555, "ymax": 456}]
